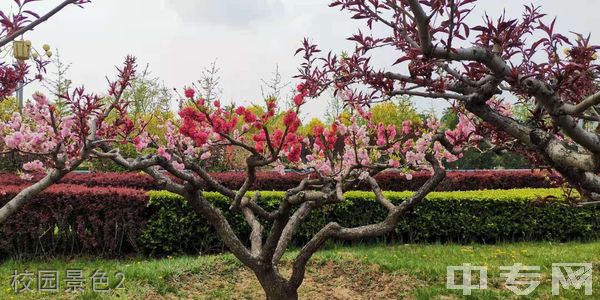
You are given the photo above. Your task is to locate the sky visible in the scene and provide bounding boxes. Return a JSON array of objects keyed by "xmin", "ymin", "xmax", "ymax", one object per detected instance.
[{"xmin": 3, "ymin": 0, "xmax": 600, "ymax": 119}]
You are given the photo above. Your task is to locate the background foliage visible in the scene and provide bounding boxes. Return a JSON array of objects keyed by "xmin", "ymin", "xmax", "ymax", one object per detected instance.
[{"xmin": 1, "ymin": 185, "xmax": 596, "ymax": 258}]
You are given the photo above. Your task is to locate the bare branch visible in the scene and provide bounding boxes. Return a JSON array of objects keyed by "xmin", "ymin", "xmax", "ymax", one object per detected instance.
[
  {"xmin": 563, "ymin": 92, "xmax": 600, "ymax": 115},
  {"xmin": 389, "ymin": 89, "xmax": 468, "ymax": 101},
  {"xmin": 365, "ymin": 175, "xmax": 395, "ymax": 212}
]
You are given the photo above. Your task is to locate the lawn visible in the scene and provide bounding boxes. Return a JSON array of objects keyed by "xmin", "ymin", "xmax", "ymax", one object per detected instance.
[{"xmin": 0, "ymin": 241, "xmax": 598, "ymax": 299}]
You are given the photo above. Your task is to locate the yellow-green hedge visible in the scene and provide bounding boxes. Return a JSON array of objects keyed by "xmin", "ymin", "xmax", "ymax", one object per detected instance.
[{"xmin": 139, "ymin": 188, "xmax": 598, "ymax": 256}]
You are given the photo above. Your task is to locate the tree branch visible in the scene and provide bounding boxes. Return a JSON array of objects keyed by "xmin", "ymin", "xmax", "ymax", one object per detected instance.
[
  {"xmin": 241, "ymin": 193, "xmax": 263, "ymax": 257},
  {"xmin": 289, "ymin": 153, "xmax": 445, "ymax": 289},
  {"xmin": 0, "ymin": 0, "xmax": 80, "ymax": 48},
  {"xmin": 0, "ymin": 168, "xmax": 67, "ymax": 223},
  {"xmin": 563, "ymin": 92, "xmax": 600, "ymax": 116}
]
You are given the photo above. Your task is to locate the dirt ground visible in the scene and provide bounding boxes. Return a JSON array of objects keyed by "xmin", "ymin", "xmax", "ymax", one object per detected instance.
[{"xmin": 146, "ymin": 255, "xmax": 422, "ymax": 299}]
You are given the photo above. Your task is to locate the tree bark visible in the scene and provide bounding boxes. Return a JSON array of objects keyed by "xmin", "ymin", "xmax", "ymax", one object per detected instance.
[
  {"xmin": 255, "ymin": 268, "xmax": 298, "ymax": 300},
  {"xmin": 0, "ymin": 168, "xmax": 66, "ymax": 223}
]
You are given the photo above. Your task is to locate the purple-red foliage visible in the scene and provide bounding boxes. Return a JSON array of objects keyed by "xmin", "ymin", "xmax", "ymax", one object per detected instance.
[
  {"xmin": 0, "ymin": 172, "xmax": 158, "ymax": 190},
  {"xmin": 0, "ymin": 184, "xmax": 149, "ymax": 258},
  {"xmin": 0, "ymin": 170, "xmax": 561, "ymax": 192}
]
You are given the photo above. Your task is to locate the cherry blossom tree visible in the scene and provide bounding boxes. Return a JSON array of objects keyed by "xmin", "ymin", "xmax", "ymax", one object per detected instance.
[
  {"xmin": 89, "ymin": 76, "xmax": 477, "ymax": 298},
  {"xmin": 1, "ymin": 0, "xmax": 90, "ymax": 100},
  {"xmin": 0, "ymin": 0, "xmax": 95, "ymax": 223},
  {"xmin": 0, "ymin": 56, "xmax": 136, "ymax": 222},
  {"xmin": 297, "ymin": 0, "xmax": 600, "ymax": 204}
]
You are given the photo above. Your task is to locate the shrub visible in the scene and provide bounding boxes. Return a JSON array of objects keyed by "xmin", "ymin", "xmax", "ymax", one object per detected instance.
[
  {"xmin": 0, "ymin": 184, "xmax": 149, "ymax": 259},
  {"xmin": 0, "ymin": 169, "xmax": 562, "ymax": 191},
  {"xmin": 3, "ymin": 186, "xmax": 595, "ymax": 258},
  {"xmin": 0, "ymin": 172, "xmax": 159, "ymax": 190},
  {"xmin": 140, "ymin": 188, "xmax": 600, "ymax": 256}
]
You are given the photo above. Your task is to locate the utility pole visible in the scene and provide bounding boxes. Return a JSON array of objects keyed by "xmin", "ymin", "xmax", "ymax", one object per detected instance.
[{"xmin": 16, "ymin": 79, "xmax": 24, "ymax": 113}]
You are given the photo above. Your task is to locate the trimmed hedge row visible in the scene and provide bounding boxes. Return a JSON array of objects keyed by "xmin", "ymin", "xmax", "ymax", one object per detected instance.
[
  {"xmin": 0, "ymin": 169, "xmax": 561, "ymax": 191},
  {"xmin": 2, "ymin": 185, "xmax": 597, "ymax": 258},
  {"xmin": 0, "ymin": 172, "xmax": 157, "ymax": 190},
  {"xmin": 141, "ymin": 188, "xmax": 600, "ymax": 256},
  {"xmin": 0, "ymin": 185, "xmax": 148, "ymax": 258}
]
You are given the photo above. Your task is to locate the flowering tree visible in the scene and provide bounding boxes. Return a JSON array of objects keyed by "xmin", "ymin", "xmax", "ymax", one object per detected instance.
[
  {"xmin": 297, "ymin": 0, "xmax": 600, "ymax": 204},
  {"xmin": 1, "ymin": 0, "xmax": 89, "ymax": 100},
  {"xmin": 0, "ymin": 56, "xmax": 136, "ymax": 222},
  {"xmin": 0, "ymin": 0, "xmax": 94, "ymax": 223},
  {"xmin": 89, "ymin": 77, "xmax": 476, "ymax": 298}
]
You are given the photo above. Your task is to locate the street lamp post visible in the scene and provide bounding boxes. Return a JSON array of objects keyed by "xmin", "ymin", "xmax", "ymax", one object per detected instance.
[
  {"xmin": 12, "ymin": 40, "xmax": 32, "ymax": 113},
  {"xmin": 11, "ymin": 40, "xmax": 52, "ymax": 113},
  {"xmin": 16, "ymin": 82, "xmax": 24, "ymax": 112}
]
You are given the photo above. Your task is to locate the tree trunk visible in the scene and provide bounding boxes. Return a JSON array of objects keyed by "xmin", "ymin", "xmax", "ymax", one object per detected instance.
[
  {"xmin": 255, "ymin": 269, "xmax": 298, "ymax": 300},
  {"xmin": 0, "ymin": 168, "xmax": 65, "ymax": 223}
]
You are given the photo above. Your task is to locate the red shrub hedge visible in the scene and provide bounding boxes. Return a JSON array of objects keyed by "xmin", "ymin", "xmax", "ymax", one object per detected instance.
[
  {"xmin": 0, "ymin": 184, "xmax": 149, "ymax": 258},
  {"xmin": 0, "ymin": 169, "xmax": 561, "ymax": 192},
  {"xmin": 0, "ymin": 172, "xmax": 157, "ymax": 190}
]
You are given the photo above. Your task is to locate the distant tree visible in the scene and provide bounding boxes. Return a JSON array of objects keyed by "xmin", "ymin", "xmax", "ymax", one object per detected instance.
[
  {"xmin": 42, "ymin": 49, "xmax": 72, "ymax": 114},
  {"xmin": 371, "ymin": 97, "xmax": 422, "ymax": 130},
  {"xmin": 298, "ymin": 117, "xmax": 326, "ymax": 137},
  {"xmin": 193, "ymin": 59, "xmax": 222, "ymax": 103},
  {"xmin": 0, "ymin": 96, "xmax": 18, "ymax": 121},
  {"xmin": 88, "ymin": 65, "xmax": 172, "ymax": 172},
  {"xmin": 324, "ymin": 88, "xmax": 345, "ymax": 123},
  {"xmin": 261, "ymin": 64, "xmax": 290, "ymax": 105}
]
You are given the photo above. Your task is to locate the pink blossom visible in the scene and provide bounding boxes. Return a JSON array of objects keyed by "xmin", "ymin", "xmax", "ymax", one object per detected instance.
[
  {"xmin": 134, "ymin": 134, "xmax": 150, "ymax": 152},
  {"xmin": 274, "ymin": 163, "xmax": 286, "ymax": 175},
  {"xmin": 402, "ymin": 120, "xmax": 412, "ymax": 135},
  {"xmin": 376, "ymin": 124, "xmax": 386, "ymax": 146},
  {"xmin": 200, "ymin": 151, "xmax": 212, "ymax": 160},
  {"xmin": 157, "ymin": 147, "xmax": 172, "ymax": 160},
  {"xmin": 23, "ymin": 160, "xmax": 45, "ymax": 172},
  {"xmin": 416, "ymin": 138, "xmax": 428, "ymax": 153},
  {"xmin": 9, "ymin": 112, "xmax": 21, "ymax": 130},
  {"xmin": 387, "ymin": 124, "xmax": 397, "ymax": 141},
  {"xmin": 60, "ymin": 117, "xmax": 75, "ymax": 138},
  {"xmin": 445, "ymin": 152, "xmax": 459, "ymax": 163},
  {"xmin": 426, "ymin": 118, "xmax": 439, "ymax": 131},
  {"xmin": 172, "ymin": 161, "xmax": 185, "ymax": 171},
  {"xmin": 5, "ymin": 132, "xmax": 23, "ymax": 149},
  {"xmin": 32, "ymin": 92, "xmax": 49, "ymax": 106},
  {"xmin": 293, "ymin": 94, "xmax": 304, "ymax": 106},
  {"xmin": 338, "ymin": 124, "xmax": 347, "ymax": 135}
]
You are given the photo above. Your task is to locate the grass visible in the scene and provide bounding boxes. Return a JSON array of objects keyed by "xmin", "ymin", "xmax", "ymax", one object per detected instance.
[{"xmin": 0, "ymin": 241, "xmax": 598, "ymax": 299}]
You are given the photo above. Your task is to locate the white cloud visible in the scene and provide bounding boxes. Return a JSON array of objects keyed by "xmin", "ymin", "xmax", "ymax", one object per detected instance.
[{"xmin": 166, "ymin": 0, "xmax": 284, "ymax": 27}]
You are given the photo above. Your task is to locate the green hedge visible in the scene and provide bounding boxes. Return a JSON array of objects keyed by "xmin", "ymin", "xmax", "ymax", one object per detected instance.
[{"xmin": 140, "ymin": 188, "xmax": 600, "ymax": 256}]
